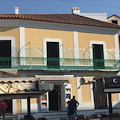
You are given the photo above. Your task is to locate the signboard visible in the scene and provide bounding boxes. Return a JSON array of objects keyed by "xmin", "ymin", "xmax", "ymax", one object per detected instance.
[{"xmin": 103, "ymin": 76, "xmax": 120, "ymax": 93}]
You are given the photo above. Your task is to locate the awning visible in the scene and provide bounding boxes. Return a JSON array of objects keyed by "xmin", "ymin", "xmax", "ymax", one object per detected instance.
[
  {"xmin": 0, "ymin": 77, "xmax": 54, "ymax": 100},
  {"xmin": 35, "ymin": 75, "xmax": 74, "ymax": 80},
  {"xmin": 0, "ymin": 69, "xmax": 18, "ymax": 74},
  {"xmin": 0, "ymin": 82, "xmax": 54, "ymax": 100},
  {"xmin": 0, "ymin": 77, "xmax": 38, "ymax": 83},
  {"xmin": 0, "ymin": 82, "xmax": 54, "ymax": 93}
]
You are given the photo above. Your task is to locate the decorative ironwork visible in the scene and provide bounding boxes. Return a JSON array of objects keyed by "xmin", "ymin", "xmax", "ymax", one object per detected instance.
[{"xmin": 0, "ymin": 57, "xmax": 119, "ymax": 70}]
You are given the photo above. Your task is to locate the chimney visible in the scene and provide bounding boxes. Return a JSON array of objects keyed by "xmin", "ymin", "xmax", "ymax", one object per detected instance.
[
  {"xmin": 15, "ymin": 7, "xmax": 19, "ymax": 14},
  {"xmin": 72, "ymin": 7, "xmax": 80, "ymax": 14}
]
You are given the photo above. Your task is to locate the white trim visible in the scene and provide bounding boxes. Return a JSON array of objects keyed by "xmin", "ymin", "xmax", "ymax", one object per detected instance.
[
  {"xmin": 0, "ymin": 20, "xmax": 118, "ymax": 35},
  {"xmin": 76, "ymin": 75, "xmax": 82, "ymax": 103},
  {"xmin": 73, "ymin": 31, "xmax": 79, "ymax": 59},
  {"xmin": 90, "ymin": 83, "xmax": 94, "ymax": 103},
  {"xmin": 21, "ymin": 99, "xmax": 27, "ymax": 113},
  {"xmin": 19, "ymin": 27, "xmax": 25, "ymax": 66},
  {"xmin": 19, "ymin": 27, "xmax": 25, "ymax": 58},
  {"xmin": 12, "ymin": 99, "xmax": 17, "ymax": 115},
  {"xmin": 73, "ymin": 31, "xmax": 79, "ymax": 65},
  {"xmin": 46, "ymin": 92, "xmax": 49, "ymax": 111},
  {"xmin": 89, "ymin": 41, "xmax": 106, "ymax": 59},
  {"xmin": 114, "ymin": 33, "xmax": 119, "ymax": 59},
  {"xmin": 43, "ymin": 38, "xmax": 63, "ymax": 65},
  {"xmin": 118, "ymin": 93, "xmax": 120, "ymax": 101}
]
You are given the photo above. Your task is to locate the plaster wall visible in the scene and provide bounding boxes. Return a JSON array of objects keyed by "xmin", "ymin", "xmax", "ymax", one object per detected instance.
[
  {"xmin": 0, "ymin": 27, "xmax": 19, "ymax": 47},
  {"xmin": 78, "ymin": 32, "xmax": 114, "ymax": 49}
]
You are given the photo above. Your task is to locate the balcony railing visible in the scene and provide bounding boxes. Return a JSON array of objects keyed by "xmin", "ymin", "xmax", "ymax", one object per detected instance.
[{"xmin": 0, "ymin": 57, "xmax": 119, "ymax": 70}]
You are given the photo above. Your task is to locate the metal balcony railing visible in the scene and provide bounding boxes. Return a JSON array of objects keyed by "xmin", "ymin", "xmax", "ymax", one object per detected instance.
[{"xmin": 0, "ymin": 57, "xmax": 119, "ymax": 70}]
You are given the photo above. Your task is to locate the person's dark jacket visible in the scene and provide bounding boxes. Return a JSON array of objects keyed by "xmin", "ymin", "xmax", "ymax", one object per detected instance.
[
  {"xmin": 67, "ymin": 103, "xmax": 74, "ymax": 115},
  {"xmin": 71, "ymin": 98, "xmax": 79, "ymax": 107}
]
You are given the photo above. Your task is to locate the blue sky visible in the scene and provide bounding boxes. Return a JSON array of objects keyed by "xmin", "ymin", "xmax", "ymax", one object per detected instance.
[{"xmin": 0, "ymin": 0, "xmax": 120, "ymax": 17}]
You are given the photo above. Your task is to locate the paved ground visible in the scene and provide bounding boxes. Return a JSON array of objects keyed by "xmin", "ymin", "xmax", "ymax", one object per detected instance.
[{"xmin": 0, "ymin": 116, "xmax": 69, "ymax": 120}]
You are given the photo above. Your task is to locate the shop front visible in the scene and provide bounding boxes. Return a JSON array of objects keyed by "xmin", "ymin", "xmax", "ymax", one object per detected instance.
[
  {"xmin": 35, "ymin": 75, "xmax": 74, "ymax": 111},
  {"xmin": 0, "ymin": 77, "xmax": 54, "ymax": 117},
  {"xmin": 103, "ymin": 75, "xmax": 120, "ymax": 115}
]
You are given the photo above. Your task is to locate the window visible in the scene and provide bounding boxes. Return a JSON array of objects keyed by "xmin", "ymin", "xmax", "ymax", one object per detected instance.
[
  {"xmin": 112, "ymin": 20, "xmax": 118, "ymax": 24},
  {"xmin": 92, "ymin": 44, "xmax": 104, "ymax": 69}
]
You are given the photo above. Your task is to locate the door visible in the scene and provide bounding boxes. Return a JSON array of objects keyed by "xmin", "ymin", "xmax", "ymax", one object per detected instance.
[
  {"xmin": 4, "ymin": 100, "xmax": 12, "ymax": 114},
  {"xmin": 49, "ymin": 90, "xmax": 58, "ymax": 111},
  {"xmin": 93, "ymin": 44, "xmax": 104, "ymax": 69},
  {"xmin": 0, "ymin": 40, "xmax": 11, "ymax": 68},
  {"xmin": 47, "ymin": 42, "xmax": 59, "ymax": 68},
  {"xmin": 49, "ymin": 86, "xmax": 61, "ymax": 111},
  {"xmin": 93, "ymin": 80, "xmax": 107, "ymax": 109}
]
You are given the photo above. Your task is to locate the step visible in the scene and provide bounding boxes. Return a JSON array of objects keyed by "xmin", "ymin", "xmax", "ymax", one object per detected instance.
[{"xmin": 0, "ymin": 116, "xmax": 17, "ymax": 120}]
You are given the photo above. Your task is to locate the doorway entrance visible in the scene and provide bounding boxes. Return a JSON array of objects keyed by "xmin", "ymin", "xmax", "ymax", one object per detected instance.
[
  {"xmin": 93, "ymin": 79, "xmax": 107, "ymax": 109},
  {"xmin": 4, "ymin": 99, "xmax": 12, "ymax": 114},
  {"xmin": 0, "ymin": 40, "xmax": 11, "ymax": 68},
  {"xmin": 92, "ymin": 44, "xmax": 104, "ymax": 69},
  {"xmin": 49, "ymin": 85, "xmax": 61, "ymax": 111},
  {"xmin": 47, "ymin": 42, "xmax": 59, "ymax": 68}
]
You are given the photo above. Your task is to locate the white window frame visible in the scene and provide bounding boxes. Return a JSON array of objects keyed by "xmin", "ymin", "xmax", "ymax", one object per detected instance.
[
  {"xmin": 0, "ymin": 37, "xmax": 15, "ymax": 68},
  {"xmin": 89, "ymin": 41, "xmax": 106, "ymax": 67},
  {"xmin": 43, "ymin": 38, "xmax": 63, "ymax": 66},
  {"xmin": 0, "ymin": 37, "xmax": 15, "ymax": 57},
  {"xmin": 89, "ymin": 41, "xmax": 106, "ymax": 60}
]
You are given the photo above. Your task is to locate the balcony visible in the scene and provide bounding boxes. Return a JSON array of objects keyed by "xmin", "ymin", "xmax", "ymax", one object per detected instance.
[{"xmin": 0, "ymin": 57, "xmax": 119, "ymax": 70}]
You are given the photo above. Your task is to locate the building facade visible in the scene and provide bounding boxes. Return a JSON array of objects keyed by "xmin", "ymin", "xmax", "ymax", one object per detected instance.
[{"xmin": 0, "ymin": 8, "xmax": 119, "ymax": 118}]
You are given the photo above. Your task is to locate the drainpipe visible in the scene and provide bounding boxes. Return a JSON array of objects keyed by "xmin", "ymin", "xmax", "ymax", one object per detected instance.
[
  {"xmin": 27, "ymin": 96, "xmax": 31, "ymax": 115},
  {"xmin": 108, "ymin": 92, "xmax": 112, "ymax": 119}
]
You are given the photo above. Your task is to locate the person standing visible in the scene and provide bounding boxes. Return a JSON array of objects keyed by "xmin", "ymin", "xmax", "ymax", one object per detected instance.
[
  {"xmin": 0, "ymin": 100, "xmax": 7, "ymax": 120},
  {"xmin": 71, "ymin": 96, "xmax": 79, "ymax": 117},
  {"xmin": 67, "ymin": 101, "xmax": 75, "ymax": 120}
]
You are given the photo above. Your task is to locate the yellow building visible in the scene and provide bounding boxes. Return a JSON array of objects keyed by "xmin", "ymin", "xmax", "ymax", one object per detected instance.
[
  {"xmin": 107, "ymin": 14, "xmax": 120, "ymax": 56},
  {"xmin": 0, "ymin": 8, "xmax": 120, "ymax": 119}
]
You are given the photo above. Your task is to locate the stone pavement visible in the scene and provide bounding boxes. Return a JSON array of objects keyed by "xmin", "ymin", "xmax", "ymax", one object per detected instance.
[
  {"xmin": 0, "ymin": 116, "xmax": 69, "ymax": 120},
  {"xmin": 48, "ymin": 117, "xmax": 69, "ymax": 120}
]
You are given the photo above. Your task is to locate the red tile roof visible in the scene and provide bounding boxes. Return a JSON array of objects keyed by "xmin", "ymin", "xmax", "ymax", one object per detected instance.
[{"xmin": 0, "ymin": 14, "xmax": 120, "ymax": 29}]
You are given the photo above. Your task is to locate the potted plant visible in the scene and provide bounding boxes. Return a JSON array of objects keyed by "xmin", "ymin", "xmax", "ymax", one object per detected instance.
[{"xmin": 38, "ymin": 117, "xmax": 47, "ymax": 120}]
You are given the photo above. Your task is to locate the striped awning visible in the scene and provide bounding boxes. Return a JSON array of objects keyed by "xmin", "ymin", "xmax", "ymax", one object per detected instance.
[
  {"xmin": 0, "ymin": 82, "xmax": 54, "ymax": 100},
  {"xmin": 0, "ymin": 77, "xmax": 54, "ymax": 100},
  {"xmin": 0, "ymin": 82, "xmax": 53, "ymax": 93}
]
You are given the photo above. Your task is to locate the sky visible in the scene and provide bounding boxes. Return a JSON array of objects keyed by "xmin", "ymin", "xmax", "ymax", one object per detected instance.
[{"xmin": 0, "ymin": 0, "xmax": 120, "ymax": 17}]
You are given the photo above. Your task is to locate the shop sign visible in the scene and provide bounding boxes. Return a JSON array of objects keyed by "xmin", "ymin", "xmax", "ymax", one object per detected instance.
[{"xmin": 103, "ymin": 76, "xmax": 120, "ymax": 92}]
